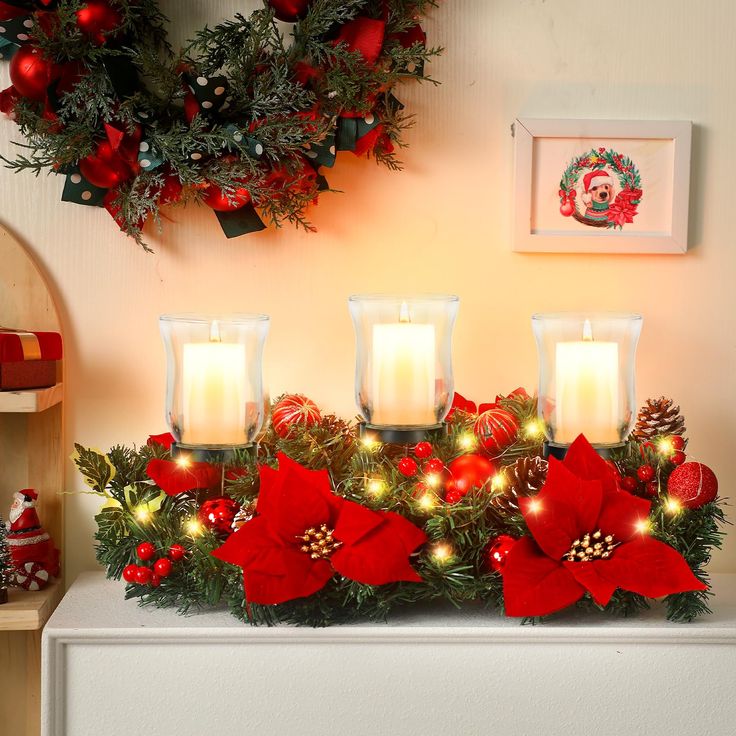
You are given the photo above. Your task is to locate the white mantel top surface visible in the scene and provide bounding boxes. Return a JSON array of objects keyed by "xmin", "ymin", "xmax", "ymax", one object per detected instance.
[{"xmin": 46, "ymin": 571, "xmax": 736, "ymax": 641}]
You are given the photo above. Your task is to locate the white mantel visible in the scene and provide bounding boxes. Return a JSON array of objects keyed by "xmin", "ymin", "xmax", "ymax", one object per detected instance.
[{"xmin": 43, "ymin": 572, "xmax": 736, "ymax": 736}]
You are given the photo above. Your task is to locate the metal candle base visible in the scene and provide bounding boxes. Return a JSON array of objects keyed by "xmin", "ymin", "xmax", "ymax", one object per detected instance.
[
  {"xmin": 543, "ymin": 441, "xmax": 624, "ymax": 461},
  {"xmin": 171, "ymin": 442, "xmax": 256, "ymax": 464},
  {"xmin": 359, "ymin": 422, "xmax": 448, "ymax": 445}
]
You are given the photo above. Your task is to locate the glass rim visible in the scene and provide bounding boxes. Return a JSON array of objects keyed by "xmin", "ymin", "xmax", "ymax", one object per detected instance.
[
  {"xmin": 348, "ymin": 293, "xmax": 459, "ymax": 303},
  {"xmin": 531, "ymin": 311, "xmax": 642, "ymax": 322},
  {"xmin": 160, "ymin": 312, "xmax": 270, "ymax": 324}
]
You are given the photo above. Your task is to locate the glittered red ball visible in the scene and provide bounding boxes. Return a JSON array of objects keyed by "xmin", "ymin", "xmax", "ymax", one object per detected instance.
[
  {"xmin": 134, "ymin": 566, "xmax": 152, "ymax": 585},
  {"xmin": 79, "ymin": 140, "xmax": 133, "ymax": 189},
  {"xmin": 474, "ymin": 407, "xmax": 519, "ymax": 455},
  {"xmin": 268, "ymin": 0, "xmax": 311, "ymax": 22},
  {"xmin": 620, "ymin": 476, "xmax": 638, "ymax": 492},
  {"xmin": 153, "ymin": 558, "xmax": 172, "ymax": 578},
  {"xmin": 9, "ymin": 46, "xmax": 58, "ymax": 101},
  {"xmin": 122, "ymin": 564, "xmax": 138, "ymax": 583},
  {"xmin": 671, "ymin": 435, "xmax": 686, "ymax": 451},
  {"xmin": 637, "ymin": 464, "xmax": 655, "ymax": 482},
  {"xmin": 398, "ymin": 457, "xmax": 419, "ymax": 478},
  {"xmin": 76, "ymin": 0, "xmax": 123, "ymax": 46},
  {"xmin": 271, "ymin": 394, "xmax": 322, "ymax": 438},
  {"xmin": 444, "ymin": 454, "xmax": 496, "ymax": 499},
  {"xmin": 198, "ymin": 497, "xmax": 240, "ymax": 535},
  {"xmin": 671, "ymin": 451, "xmax": 686, "ymax": 466},
  {"xmin": 136, "ymin": 542, "xmax": 155, "ymax": 561},
  {"xmin": 668, "ymin": 462, "xmax": 718, "ymax": 509},
  {"xmin": 413, "ymin": 441, "xmax": 433, "ymax": 460},
  {"xmin": 202, "ymin": 183, "xmax": 251, "ymax": 211},
  {"xmin": 422, "ymin": 457, "xmax": 445, "ymax": 475},
  {"xmin": 168, "ymin": 544, "xmax": 186, "ymax": 562},
  {"xmin": 485, "ymin": 535, "xmax": 517, "ymax": 573}
]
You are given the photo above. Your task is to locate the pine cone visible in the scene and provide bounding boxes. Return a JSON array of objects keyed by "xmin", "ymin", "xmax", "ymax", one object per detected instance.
[
  {"xmin": 632, "ymin": 397, "xmax": 686, "ymax": 442},
  {"xmin": 493, "ymin": 456, "xmax": 548, "ymax": 513}
]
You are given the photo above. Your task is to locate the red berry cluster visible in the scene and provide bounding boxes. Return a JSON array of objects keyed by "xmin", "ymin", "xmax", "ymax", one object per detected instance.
[
  {"xmin": 122, "ymin": 543, "xmax": 186, "ymax": 588},
  {"xmin": 397, "ymin": 443, "xmax": 445, "ymax": 479},
  {"xmin": 620, "ymin": 435, "xmax": 688, "ymax": 497}
]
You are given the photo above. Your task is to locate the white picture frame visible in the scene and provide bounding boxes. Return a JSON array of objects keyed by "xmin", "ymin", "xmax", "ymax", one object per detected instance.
[{"xmin": 512, "ymin": 119, "xmax": 692, "ymax": 253}]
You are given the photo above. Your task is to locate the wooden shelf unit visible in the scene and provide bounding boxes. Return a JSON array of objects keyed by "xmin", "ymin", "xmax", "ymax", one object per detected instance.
[{"xmin": 0, "ymin": 224, "xmax": 65, "ymax": 736}]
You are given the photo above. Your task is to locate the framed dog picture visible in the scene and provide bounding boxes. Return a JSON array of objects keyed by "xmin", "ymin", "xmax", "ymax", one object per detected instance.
[{"xmin": 512, "ymin": 119, "xmax": 692, "ymax": 253}]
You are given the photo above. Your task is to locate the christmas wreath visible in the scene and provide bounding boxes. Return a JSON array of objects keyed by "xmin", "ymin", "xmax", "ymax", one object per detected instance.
[
  {"xmin": 0, "ymin": 1, "xmax": 440, "ymax": 248},
  {"xmin": 559, "ymin": 147, "xmax": 642, "ymax": 229},
  {"xmin": 73, "ymin": 391, "xmax": 726, "ymax": 626}
]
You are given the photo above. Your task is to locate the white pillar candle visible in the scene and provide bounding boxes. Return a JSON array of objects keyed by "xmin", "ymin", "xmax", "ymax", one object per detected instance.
[
  {"xmin": 554, "ymin": 320, "xmax": 620, "ymax": 444},
  {"xmin": 371, "ymin": 304, "xmax": 436, "ymax": 426},
  {"xmin": 181, "ymin": 322, "xmax": 247, "ymax": 445}
]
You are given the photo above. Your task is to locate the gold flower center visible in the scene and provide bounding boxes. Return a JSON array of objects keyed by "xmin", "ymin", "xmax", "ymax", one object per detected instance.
[
  {"xmin": 565, "ymin": 530, "xmax": 618, "ymax": 562},
  {"xmin": 298, "ymin": 524, "xmax": 342, "ymax": 560}
]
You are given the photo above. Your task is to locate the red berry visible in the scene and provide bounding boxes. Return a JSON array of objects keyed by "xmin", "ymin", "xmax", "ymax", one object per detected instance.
[
  {"xmin": 122, "ymin": 564, "xmax": 138, "ymax": 583},
  {"xmin": 413, "ymin": 441, "xmax": 433, "ymax": 459},
  {"xmin": 136, "ymin": 542, "xmax": 155, "ymax": 561},
  {"xmin": 671, "ymin": 435, "xmax": 685, "ymax": 451},
  {"xmin": 423, "ymin": 457, "xmax": 445, "ymax": 475},
  {"xmin": 150, "ymin": 573, "xmax": 161, "ymax": 588},
  {"xmin": 134, "ymin": 566, "xmax": 153, "ymax": 585},
  {"xmin": 398, "ymin": 457, "xmax": 419, "ymax": 478},
  {"xmin": 621, "ymin": 476, "xmax": 638, "ymax": 492},
  {"xmin": 637, "ymin": 464, "xmax": 655, "ymax": 482},
  {"xmin": 154, "ymin": 558, "xmax": 172, "ymax": 578},
  {"xmin": 445, "ymin": 488, "xmax": 463, "ymax": 504},
  {"xmin": 645, "ymin": 480, "xmax": 659, "ymax": 497},
  {"xmin": 168, "ymin": 544, "xmax": 186, "ymax": 561},
  {"xmin": 671, "ymin": 451, "xmax": 686, "ymax": 466}
]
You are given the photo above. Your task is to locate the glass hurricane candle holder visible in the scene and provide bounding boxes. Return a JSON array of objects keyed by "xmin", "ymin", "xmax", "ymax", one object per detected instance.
[
  {"xmin": 349, "ymin": 295, "xmax": 459, "ymax": 443},
  {"xmin": 532, "ymin": 312, "xmax": 642, "ymax": 455},
  {"xmin": 160, "ymin": 314, "xmax": 269, "ymax": 457}
]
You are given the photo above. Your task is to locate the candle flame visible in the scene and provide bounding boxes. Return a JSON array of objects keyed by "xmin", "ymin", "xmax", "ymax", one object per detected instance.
[
  {"xmin": 582, "ymin": 319, "xmax": 593, "ymax": 342},
  {"xmin": 399, "ymin": 301, "xmax": 411, "ymax": 324},
  {"xmin": 209, "ymin": 319, "xmax": 221, "ymax": 343}
]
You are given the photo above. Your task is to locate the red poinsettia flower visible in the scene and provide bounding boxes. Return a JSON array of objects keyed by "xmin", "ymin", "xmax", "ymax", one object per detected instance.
[
  {"xmin": 607, "ymin": 196, "xmax": 638, "ymax": 227},
  {"xmin": 617, "ymin": 186, "xmax": 643, "ymax": 203},
  {"xmin": 503, "ymin": 435, "xmax": 706, "ymax": 617},
  {"xmin": 213, "ymin": 453, "xmax": 427, "ymax": 605},
  {"xmin": 146, "ymin": 458, "xmax": 221, "ymax": 496}
]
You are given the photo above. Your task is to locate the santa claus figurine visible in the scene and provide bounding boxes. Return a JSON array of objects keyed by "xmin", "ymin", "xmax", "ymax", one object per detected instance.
[{"xmin": 6, "ymin": 489, "xmax": 60, "ymax": 591}]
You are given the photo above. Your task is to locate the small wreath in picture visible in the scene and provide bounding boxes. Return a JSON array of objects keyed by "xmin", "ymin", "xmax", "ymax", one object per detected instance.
[{"xmin": 558, "ymin": 148, "xmax": 642, "ymax": 229}]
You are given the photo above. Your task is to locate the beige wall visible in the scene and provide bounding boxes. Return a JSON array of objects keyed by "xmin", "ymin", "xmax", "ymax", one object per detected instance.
[{"xmin": 1, "ymin": 0, "xmax": 734, "ymax": 582}]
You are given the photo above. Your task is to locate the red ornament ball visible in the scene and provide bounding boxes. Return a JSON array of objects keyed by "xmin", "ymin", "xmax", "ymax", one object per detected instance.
[
  {"xmin": 444, "ymin": 454, "xmax": 496, "ymax": 500},
  {"xmin": 668, "ymin": 462, "xmax": 718, "ymax": 509},
  {"xmin": 271, "ymin": 394, "xmax": 322, "ymax": 438},
  {"xmin": 268, "ymin": 0, "xmax": 311, "ymax": 22},
  {"xmin": 637, "ymin": 464, "xmax": 655, "ymax": 482},
  {"xmin": 198, "ymin": 497, "xmax": 240, "ymax": 535},
  {"xmin": 134, "ymin": 566, "xmax": 153, "ymax": 585},
  {"xmin": 168, "ymin": 543, "xmax": 186, "ymax": 562},
  {"xmin": 620, "ymin": 476, "xmax": 638, "ymax": 492},
  {"xmin": 122, "ymin": 564, "xmax": 138, "ymax": 583},
  {"xmin": 10, "ymin": 46, "xmax": 58, "ymax": 101},
  {"xmin": 398, "ymin": 456, "xmax": 419, "ymax": 478},
  {"xmin": 671, "ymin": 450, "xmax": 686, "ymax": 466},
  {"xmin": 486, "ymin": 535, "xmax": 517, "ymax": 573},
  {"xmin": 153, "ymin": 558, "xmax": 172, "ymax": 578},
  {"xmin": 413, "ymin": 441, "xmax": 433, "ymax": 459},
  {"xmin": 671, "ymin": 435, "xmax": 686, "ymax": 451},
  {"xmin": 136, "ymin": 542, "xmax": 155, "ymax": 561},
  {"xmin": 202, "ymin": 183, "xmax": 251, "ymax": 212},
  {"xmin": 79, "ymin": 140, "xmax": 133, "ymax": 189},
  {"xmin": 559, "ymin": 200, "xmax": 574, "ymax": 217},
  {"xmin": 76, "ymin": 0, "xmax": 123, "ymax": 46},
  {"xmin": 474, "ymin": 407, "xmax": 519, "ymax": 455},
  {"xmin": 423, "ymin": 457, "xmax": 445, "ymax": 475}
]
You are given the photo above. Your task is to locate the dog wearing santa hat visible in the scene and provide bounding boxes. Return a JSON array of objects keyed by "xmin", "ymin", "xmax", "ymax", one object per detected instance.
[
  {"xmin": 581, "ymin": 169, "xmax": 615, "ymax": 222},
  {"xmin": 6, "ymin": 489, "xmax": 60, "ymax": 590}
]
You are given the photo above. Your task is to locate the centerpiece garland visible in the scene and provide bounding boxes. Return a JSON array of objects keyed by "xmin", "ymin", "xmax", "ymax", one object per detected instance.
[
  {"xmin": 73, "ymin": 391, "xmax": 726, "ymax": 627},
  {"xmin": 0, "ymin": 0, "xmax": 440, "ymax": 248}
]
